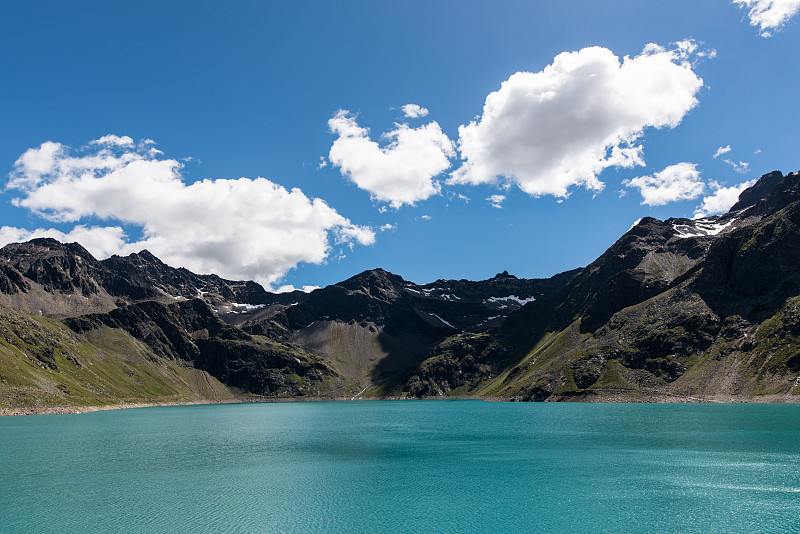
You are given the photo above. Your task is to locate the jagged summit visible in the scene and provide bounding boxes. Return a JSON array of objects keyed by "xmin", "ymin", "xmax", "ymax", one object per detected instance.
[
  {"xmin": 108, "ymin": 249, "xmax": 165, "ymax": 265},
  {"xmin": 730, "ymin": 170, "xmax": 800, "ymax": 215},
  {"xmin": 336, "ymin": 268, "xmax": 408, "ymax": 300},
  {"xmin": 1, "ymin": 238, "xmax": 99, "ymax": 265}
]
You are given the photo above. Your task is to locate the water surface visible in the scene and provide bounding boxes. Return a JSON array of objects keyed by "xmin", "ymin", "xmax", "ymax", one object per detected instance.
[{"xmin": 1, "ymin": 401, "xmax": 799, "ymax": 533}]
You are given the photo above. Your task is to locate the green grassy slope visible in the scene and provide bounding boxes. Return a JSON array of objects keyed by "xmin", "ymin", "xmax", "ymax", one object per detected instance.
[{"xmin": 0, "ymin": 304, "xmax": 240, "ymax": 414}]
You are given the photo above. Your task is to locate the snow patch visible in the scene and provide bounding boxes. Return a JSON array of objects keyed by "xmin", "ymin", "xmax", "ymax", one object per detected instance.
[
  {"xmin": 416, "ymin": 287, "xmax": 460, "ymax": 301},
  {"xmin": 429, "ymin": 312, "xmax": 455, "ymax": 328},
  {"xmin": 231, "ymin": 302, "xmax": 266, "ymax": 311},
  {"xmin": 476, "ymin": 315, "xmax": 504, "ymax": 327},
  {"xmin": 673, "ymin": 218, "xmax": 736, "ymax": 239},
  {"xmin": 220, "ymin": 302, "xmax": 267, "ymax": 314},
  {"xmin": 484, "ymin": 295, "xmax": 536, "ymax": 306}
]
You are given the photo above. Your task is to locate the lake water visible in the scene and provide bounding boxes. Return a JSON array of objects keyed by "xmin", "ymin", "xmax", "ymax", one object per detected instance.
[{"xmin": 1, "ymin": 400, "xmax": 799, "ymax": 533}]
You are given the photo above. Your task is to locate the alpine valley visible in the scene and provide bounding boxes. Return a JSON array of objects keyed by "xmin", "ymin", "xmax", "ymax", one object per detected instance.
[{"xmin": 2, "ymin": 170, "xmax": 800, "ymax": 414}]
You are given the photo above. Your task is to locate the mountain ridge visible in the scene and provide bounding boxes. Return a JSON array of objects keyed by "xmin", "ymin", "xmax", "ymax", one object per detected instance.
[{"xmin": 2, "ymin": 168, "xmax": 800, "ymax": 413}]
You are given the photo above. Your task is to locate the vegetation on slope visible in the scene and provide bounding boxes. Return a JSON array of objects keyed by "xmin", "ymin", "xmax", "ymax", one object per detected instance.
[{"xmin": 0, "ymin": 304, "xmax": 238, "ymax": 414}]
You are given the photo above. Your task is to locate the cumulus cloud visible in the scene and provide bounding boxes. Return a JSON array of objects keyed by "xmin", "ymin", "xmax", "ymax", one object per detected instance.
[
  {"xmin": 486, "ymin": 194, "xmax": 506, "ymax": 208},
  {"xmin": 4, "ymin": 137, "xmax": 374, "ymax": 289},
  {"xmin": 693, "ymin": 179, "xmax": 757, "ymax": 218},
  {"xmin": 401, "ymin": 104, "xmax": 429, "ymax": 118},
  {"xmin": 624, "ymin": 162, "xmax": 706, "ymax": 206},
  {"xmin": 328, "ymin": 110, "xmax": 456, "ymax": 208},
  {"xmin": 733, "ymin": 0, "xmax": 800, "ymax": 36},
  {"xmin": 713, "ymin": 145, "xmax": 732, "ymax": 158},
  {"xmin": 449, "ymin": 41, "xmax": 706, "ymax": 198}
]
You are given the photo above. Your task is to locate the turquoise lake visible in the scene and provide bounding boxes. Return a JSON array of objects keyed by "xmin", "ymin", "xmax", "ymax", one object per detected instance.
[{"xmin": 1, "ymin": 400, "xmax": 799, "ymax": 533}]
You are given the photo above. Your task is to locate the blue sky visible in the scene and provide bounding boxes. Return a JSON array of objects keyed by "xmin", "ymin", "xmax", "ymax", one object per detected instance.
[{"xmin": 1, "ymin": 0, "xmax": 798, "ymax": 290}]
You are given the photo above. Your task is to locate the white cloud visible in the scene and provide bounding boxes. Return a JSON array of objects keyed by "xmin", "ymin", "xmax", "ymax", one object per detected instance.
[
  {"xmin": 449, "ymin": 41, "xmax": 705, "ymax": 198},
  {"xmin": 401, "ymin": 104, "xmax": 429, "ymax": 118},
  {"xmin": 317, "ymin": 156, "xmax": 328, "ymax": 169},
  {"xmin": 8, "ymin": 141, "xmax": 64, "ymax": 189},
  {"xmin": 379, "ymin": 223, "xmax": 396, "ymax": 231},
  {"xmin": 733, "ymin": 0, "xmax": 800, "ymax": 36},
  {"xmin": 276, "ymin": 284, "xmax": 321, "ymax": 294},
  {"xmin": 693, "ymin": 179, "xmax": 757, "ymax": 218},
  {"xmin": 91, "ymin": 134, "xmax": 135, "ymax": 147},
  {"xmin": 723, "ymin": 159, "xmax": 750, "ymax": 173},
  {"xmin": 420, "ymin": 214, "xmax": 431, "ymax": 220},
  {"xmin": 624, "ymin": 162, "xmax": 706, "ymax": 206},
  {"xmin": 5, "ymin": 137, "xmax": 375, "ymax": 289},
  {"xmin": 712, "ymin": 145, "xmax": 749, "ymax": 173},
  {"xmin": 275, "ymin": 285, "xmax": 297, "ymax": 293},
  {"xmin": 713, "ymin": 145, "xmax": 732, "ymax": 158},
  {"xmin": 328, "ymin": 110, "xmax": 455, "ymax": 208},
  {"xmin": 486, "ymin": 194, "xmax": 506, "ymax": 208}
]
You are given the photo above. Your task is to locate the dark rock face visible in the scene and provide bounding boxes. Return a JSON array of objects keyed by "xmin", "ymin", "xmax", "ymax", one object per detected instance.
[
  {"xmin": 261, "ymin": 266, "xmax": 579, "ymax": 338},
  {"xmin": 404, "ymin": 333, "xmax": 509, "ymax": 397},
  {"xmin": 100, "ymin": 250, "xmax": 305, "ymax": 308},
  {"xmin": 498, "ymin": 216, "xmax": 701, "ymax": 357},
  {"xmin": 65, "ymin": 298, "xmax": 335, "ymax": 396},
  {"xmin": 730, "ymin": 171, "xmax": 800, "ymax": 216},
  {"xmin": 0, "ymin": 239, "xmax": 304, "ymax": 317},
  {"xmin": 695, "ymin": 199, "xmax": 800, "ymax": 320},
  {"xmin": 0, "ymin": 238, "xmax": 106, "ymax": 296},
  {"xmin": 595, "ymin": 290, "xmax": 721, "ymax": 383},
  {"xmin": 0, "ymin": 264, "xmax": 29, "ymax": 295}
]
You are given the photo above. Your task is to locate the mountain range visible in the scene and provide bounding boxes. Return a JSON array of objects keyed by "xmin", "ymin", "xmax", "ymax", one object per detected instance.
[{"xmin": 2, "ymin": 169, "xmax": 799, "ymax": 413}]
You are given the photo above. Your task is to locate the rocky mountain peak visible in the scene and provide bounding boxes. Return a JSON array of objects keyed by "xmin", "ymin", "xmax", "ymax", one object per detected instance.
[
  {"xmin": 0, "ymin": 238, "xmax": 97, "ymax": 264},
  {"xmin": 115, "ymin": 249, "xmax": 164, "ymax": 266},
  {"xmin": 336, "ymin": 268, "xmax": 408, "ymax": 300},
  {"xmin": 730, "ymin": 170, "xmax": 800, "ymax": 216},
  {"xmin": 0, "ymin": 238, "xmax": 105, "ymax": 296}
]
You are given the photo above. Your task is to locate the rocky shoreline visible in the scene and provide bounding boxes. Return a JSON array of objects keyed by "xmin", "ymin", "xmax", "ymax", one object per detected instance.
[{"xmin": 4, "ymin": 391, "xmax": 800, "ymax": 416}]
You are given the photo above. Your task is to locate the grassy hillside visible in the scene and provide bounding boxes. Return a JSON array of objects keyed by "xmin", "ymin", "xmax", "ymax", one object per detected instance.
[{"xmin": 0, "ymin": 304, "xmax": 241, "ymax": 414}]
